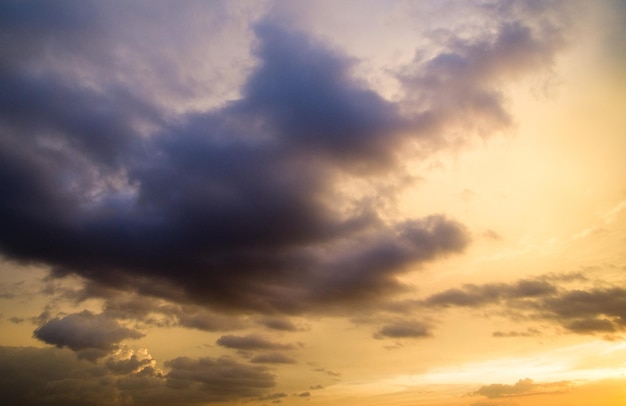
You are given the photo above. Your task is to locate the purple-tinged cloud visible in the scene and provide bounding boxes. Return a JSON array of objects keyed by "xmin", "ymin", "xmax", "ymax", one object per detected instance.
[{"xmin": 0, "ymin": 1, "xmax": 569, "ymax": 317}]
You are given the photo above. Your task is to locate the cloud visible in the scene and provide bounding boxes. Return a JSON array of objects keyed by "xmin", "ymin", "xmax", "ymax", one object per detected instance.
[
  {"xmin": 374, "ymin": 320, "xmax": 431, "ymax": 339},
  {"xmin": 251, "ymin": 352, "xmax": 297, "ymax": 364},
  {"xmin": 481, "ymin": 229, "xmax": 502, "ymax": 241},
  {"xmin": 470, "ymin": 378, "xmax": 572, "ymax": 398},
  {"xmin": 105, "ymin": 348, "xmax": 156, "ymax": 375},
  {"xmin": 420, "ymin": 275, "xmax": 626, "ymax": 336},
  {"xmin": 164, "ymin": 356, "xmax": 275, "ymax": 401},
  {"xmin": 471, "ymin": 401, "xmax": 519, "ymax": 406},
  {"xmin": 0, "ymin": 345, "xmax": 278, "ymax": 405},
  {"xmin": 258, "ymin": 392, "xmax": 288, "ymax": 401},
  {"xmin": 0, "ymin": 3, "xmax": 471, "ymax": 316},
  {"xmin": 540, "ymin": 287, "xmax": 626, "ymax": 333},
  {"xmin": 216, "ymin": 334, "xmax": 297, "ymax": 351},
  {"xmin": 259, "ymin": 317, "xmax": 301, "ymax": 332},
  {"xmin": 99, "ymin": 292, "xmax": 248, "ymax": 331},
  {"xmin": 312, "ymin": 367, "xmax": 341, "ymax": 377},
  {"xmin": 33, "ymin": 310, "xmax": 143, "ymax": 360},
  {"xmin": 0, "ymin": 346, "xmax": 118, "ymax": 406},
  {"xmin": 0, "ymin": 1, "xmax": 570, "ymax": 317},
  {"xmin": 492, "ymin": 328, "xmax": 541, "ymax": 338},
  {"xmin": 398, "ymin": 1, "xmax": 566, "ymax": 150},
  {"xmin": 423, "ymin": 279, "xmax": 557, "ymax": 307}
]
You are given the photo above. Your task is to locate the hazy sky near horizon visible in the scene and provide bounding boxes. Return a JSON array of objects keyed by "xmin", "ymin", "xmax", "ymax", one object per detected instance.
[{"xmin": 1, "ymin": 1, "xmax": 625, "ymax": 405}]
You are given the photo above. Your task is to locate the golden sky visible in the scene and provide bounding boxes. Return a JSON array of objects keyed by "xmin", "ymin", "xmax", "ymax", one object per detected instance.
[{"xmin": 0, "ymin": 1, "xmax": 625, "ymax": 405}]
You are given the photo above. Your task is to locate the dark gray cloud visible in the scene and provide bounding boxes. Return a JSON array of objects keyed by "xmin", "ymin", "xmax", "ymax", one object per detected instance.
[
  {"xmin": 33, "ymin": 311, "xmax": 144, "ymax": 360},
  {"xmin": 540, "ymin": 288, "xmax": 626, "ymax": 330},
  {"xmin": 164, "ymin": 356, "xmax": 275, "ymax": 402},
  {"xmin": 420, "ymin": 275, "xmax": 626, "ymax": 336},
  {"xmin": 98, "ymin": 292, "xmax": 248, "ymax": 331},
  {"xmin": 424, "ymin": 279, "xmax": 557, "ymax": 308},
  {"xmin": 470, "ymin": 378, "xmax": 571, "ymax": 399},
  {"xmin": 374, "ymin": 320, "xmax": 431, "ymax": 339},
  {"xmin": 0, "ymin": 1, "xmax": 569, "ymax": 317},
  {"xmin": 0, "ymin": 345, "xmax": 277, "ymax": 405},
  {"xmin": 0, "ymin": 346, "xmax": 119, "ymax": 406},
  {"xmin": 216, "ymin": 334, "xmax": 297, "ymax": 351},
  {"xmin": 259, "ymin": 317, "xmax": 301, "ymax": 332},
  {"xmin": 0, "ymin": 2, "xmax": 470, "ymax": 316}
]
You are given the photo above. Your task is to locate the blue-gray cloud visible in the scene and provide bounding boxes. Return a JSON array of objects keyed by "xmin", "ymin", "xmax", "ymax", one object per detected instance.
[{"xmin": 0, "ymin": 0, "xmax": 568, "ymax": 316}]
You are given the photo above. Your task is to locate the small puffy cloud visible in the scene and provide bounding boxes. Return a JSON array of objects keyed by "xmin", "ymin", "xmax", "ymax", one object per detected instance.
[
  {"xmin": 296, "ymin": 391, "xmax": 311, "ymax": 397},
  {"xmin": 259, "ymin": 317, "xmax": 301, "ymax": 332},
  {"xmin": 33, "ymin": 311, "xmax": 143, "ymax": 359},
  {"xmin": 470, "ymin": 378, "xmax": 572, "ymax": 398},
  {"xmin": 216, "ymin": 334, "xmax": 297, "ymax": 351},
  {"xmin": 8, "ymin": 316, "xmax": 24, "ymax": 324},
  {"xmin": 481, "ymin": 229, "xmax": 502, "ymax": 241},
  {"xmin": 105, "ymin": 349, "xmax": 155, "ymax": 375}
]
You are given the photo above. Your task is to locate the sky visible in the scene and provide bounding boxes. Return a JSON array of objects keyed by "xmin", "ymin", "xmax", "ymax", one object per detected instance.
[{"xmin": 0, "ymin": 0, "xmax": 625, "ymax": 405}]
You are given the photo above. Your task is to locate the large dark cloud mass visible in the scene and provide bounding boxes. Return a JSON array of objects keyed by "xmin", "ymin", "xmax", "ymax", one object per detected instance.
[{"xmin": 0, "ymin": 1, "xmax": 566, "ymax": 316}]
